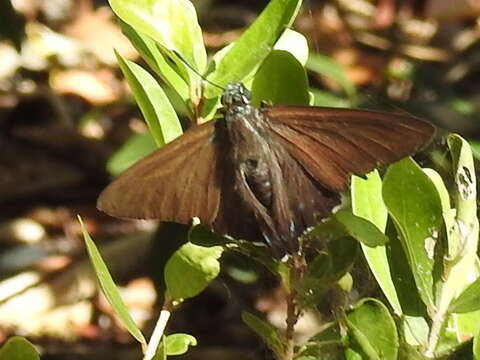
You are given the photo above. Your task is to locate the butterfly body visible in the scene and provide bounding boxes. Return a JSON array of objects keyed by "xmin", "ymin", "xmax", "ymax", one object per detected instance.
[{"xmin": 97, "ymin": 82, "xmax": 435, "ymax": 257}]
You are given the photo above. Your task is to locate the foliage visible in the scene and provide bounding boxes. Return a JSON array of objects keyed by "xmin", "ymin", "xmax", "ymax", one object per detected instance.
[{"xmin": 70, "ymin": 0, "xmax": 480, "ymax": 359}]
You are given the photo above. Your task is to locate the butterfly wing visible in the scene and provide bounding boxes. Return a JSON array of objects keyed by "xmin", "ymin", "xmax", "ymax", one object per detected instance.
[
  {"xmin": 97, "ymin": 121, "xmax": 223, "ymax": 225},
  {"xmin": 265, "ymin": 106, "xmax": 435, "ymax": 191}
]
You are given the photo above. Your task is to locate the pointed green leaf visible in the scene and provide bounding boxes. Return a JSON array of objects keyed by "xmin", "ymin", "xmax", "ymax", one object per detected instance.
[
  {"xmin": 107, "ymin": 132, "xmax": 157, "ymax": 176},
  {"xmin": 120, "ymin": 20, "xmax": 189, "ymax": 102},
  {"xmin": 306, "ymin": 53, "xmax": 356, "ymax": 99},
  {"xmin": 78, "ymin": 216, "xmax": 146, "ymax": 344},
  {"xmin": 334, "ymin": 209, "xmax": 389, "ymax": 247},
  {"xmin": 116, "ymin": 51, "xmax": 182, "ymax": 146},
  {"xmin": 205, "ymin": 0, "xmax": 301, "ymax": 97},
  {"xmin": 242, "ymin": 312, "xmax": 285, "ymax": 358},
  {"xmin": 109, "ymin": 0, "xmax": 206, "ymax": 72}
]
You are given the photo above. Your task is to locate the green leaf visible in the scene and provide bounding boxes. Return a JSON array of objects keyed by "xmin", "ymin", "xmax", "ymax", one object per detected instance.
[
  {"xmin": 334, "ymin": 209, "xmax": 389, "ymax": 247},
  {"xmin": 306, "ymin": 53, "xmax": 356, "ymax": 99},
  {"xmin": 310, "ymin": 89, "xmax": 351, "ymax": 108},
  {"xmin": 108, "ymin": 0, "xmax": 206, "ymax": 73},
  {"xmin": 273, "ymin": 28, "xmax": 309, "ymax": 65},
  {"xmin": 164, "ymin": 333, "xmax": 197, "ymax": 355},
  {"xmin": 0, "ymin": 336, "xmax": 39, "ymax": 360},
  {"xmin": 398, "ymin": 343, "xmax": 427, "ymax": 360},
  {"xmin": 116, "ymin": 51, "xmax": 183, "ymax": 146},
  {"xmin": 450, "ymin": 277, "xmax": 480, "ymax": 313},
  {"xmin": 441, "ymin": 135, "xmax": 479, "ymax": 318},
  {"xmin": 251, "ymin": 50, "xmax": 309, "ymax": 106},
  {"xmin": 351, "ymin": 171, "xmax": 402, "ymax": 314},
  {"xmin": 242, "ymin": 312, "xmax": 285, "ymax": 358},
  {"xmin": 78, "ymin": 216, "xmax": 146, "ymax": 344},
  {"xmin": 346, "ymin": 298, "xmax": 399, "ymax": 360},
  {"xmin": 474, "ymin": 328, "xmax": 480, "ymax": 360},
  {"xmin": 106, "ymin": 132, "xmax": 157, "ymax": 176},
  {"xmin": 448, "ymin": 134, "xmax": 478, "ymax": 261},
  {"xmin": 164, "ymin": 242, "xmax": 223, "ymax": 301},
  {"xmin": 205, "ymin": 0, "xmax": 301, "ymax": 97},
  {"xmin": 382, "ymin": 157, "xmax": 443, "ymax": 312},
  {"xmin": 153, "ymin": 339, "xmax": 166, "ymax": 360},
  {"xmin": 119, "ymin": 20, "xmax": 190, "ymax": 102},
  {"xmin": 297, "ymin": 237, "xmax": 357, "ymax": 307}
]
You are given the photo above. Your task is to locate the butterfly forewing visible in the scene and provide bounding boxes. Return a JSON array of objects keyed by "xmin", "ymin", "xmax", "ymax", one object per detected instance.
[
  {"xmin": 97, "ymin": 121, "xmax": 222, "ymax": 225},
  {"xmin": 265, "ymin": 106, "xmax": 435, "ymax": 191}
]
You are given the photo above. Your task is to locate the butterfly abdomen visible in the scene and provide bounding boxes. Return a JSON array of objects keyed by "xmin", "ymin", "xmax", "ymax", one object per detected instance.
[{"xmin": 243, "ymin": 158, "xmax": 273, "ymax": 208}]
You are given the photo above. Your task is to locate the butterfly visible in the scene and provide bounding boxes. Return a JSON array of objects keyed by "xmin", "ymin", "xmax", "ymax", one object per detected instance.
[{"xmin": 97, "ymin": 82, "xmax": 435, "ymax": 258}]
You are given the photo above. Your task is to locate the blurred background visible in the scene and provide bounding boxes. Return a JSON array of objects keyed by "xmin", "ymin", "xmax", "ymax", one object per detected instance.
[{"xmin": 0, "ymin": 0, "xmax": 479, "ymax": 358}]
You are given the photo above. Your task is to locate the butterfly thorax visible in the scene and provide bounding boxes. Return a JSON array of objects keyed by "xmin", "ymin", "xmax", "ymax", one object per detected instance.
[{"xmin": 222, "ymin": 84, "xmax": 275, "ymax": 209}]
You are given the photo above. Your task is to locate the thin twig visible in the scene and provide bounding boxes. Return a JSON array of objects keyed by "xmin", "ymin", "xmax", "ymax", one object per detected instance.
[{"xmin": 143, "ymin": 299, "xmax": 174, "ymax": 360}]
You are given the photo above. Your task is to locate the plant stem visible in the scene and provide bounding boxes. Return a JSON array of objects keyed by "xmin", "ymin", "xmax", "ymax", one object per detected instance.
[
  {"xmin": 143, "ymin": 298, "xmax": 174, "ymax": 360},
  {"xmin": 281, "ymin": 254, "xmax": 305, "ymax": 360}
]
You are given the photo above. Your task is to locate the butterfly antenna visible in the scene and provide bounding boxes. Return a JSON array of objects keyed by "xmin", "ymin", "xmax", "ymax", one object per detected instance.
[{"xmin": 172, "ymin": 50, "xmax": 225, "ymax": 91}]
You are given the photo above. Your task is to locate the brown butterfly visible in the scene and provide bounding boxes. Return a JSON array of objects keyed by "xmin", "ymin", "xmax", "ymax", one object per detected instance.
[{"xmin": 97, "ymin": 83, "xmax": 435, "ymax": 257}]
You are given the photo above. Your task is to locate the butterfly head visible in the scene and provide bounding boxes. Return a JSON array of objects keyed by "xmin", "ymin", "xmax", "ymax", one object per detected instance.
[{"xmin": 221, "ymin": 82, "xmax": 251, "ymax": 110}]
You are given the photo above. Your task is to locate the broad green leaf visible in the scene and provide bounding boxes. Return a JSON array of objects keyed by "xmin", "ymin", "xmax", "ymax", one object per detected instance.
[
  {"xmin": 273, "ymin": 28, "xmax": 309, "ymax": 65},
  {"xmin": 386, "ymin": 221, "xmax": 428, "ymax": 317},
  {"xmin": 345, "ymin": 348, "xmax": 363, "ymax": 360},
  {"xmin": 251, "ymin": 50, "xmax": 309, "ymax": 106},
  {"xmin": 109, "ymin": 0, "xmax": 206, "ymax": 73},
  {"xmin": 242, "ymin": 312, "xmax": 285, "ymax": 358},
  {"xmin": 334, "ymin": 209, "xmax": 389, "ymax": 247},
  {"xmin": 450, "ymin": 309, "xmax": 480, "ymax": 349},
  {"xmin": 306, "ymin": 53, "xmax": 356, "ymax": 99},
  {"xmin": 448, "ymin": 134, "xmax": 478, "ymax": 262},
  {"xmin": 0, "ymin": 336, "xmax": 39, "ymax": 360},
  {"xmin": 164, "ymin": 242, "xmax": 223, "ymax": 301},
  {"xmin": 297, "ymin": 236, "xmax": 357, "ymax": 307},
  {"xmin": 310, "ymin": 89, "xmax": 351, "ymax": 108},
  {"xmin": 116, "ymin": 52, "xmax": 182, "ymax": 146},
  {"xmin": 438, "ymin": 135, "xmax": 479, "ymax": 329},
  {"xmin": 423, "ymin": 168, "xmax": 458, "ymax": 261},
  {"xmin": 382, "ymin": 157, "xmax": 443, "ymax": 311},
  {"xmin": 165, "ymin": 333, "xmax": 197, "ymax": 355},
  {"xmin": 306, "ymin": 237, "xmax": 358, "ymax": 282},
  {"xmin": 106, "ymin": 132, "xmax": 157, "ymax": 176},
  {"xmin": 450, "ymin": 277, "xmax": 480, "ymax": 313},
  {"xmin": 402, "ymin": 315, "xmax": 429, "ymax": 347},
  {"xmin": 78, "ymin": 216, "xmax": 146, "ymax": 344},
  {"xmin": 351, "ymin": 171, "xmax": 401, "ymax": 314},
  {"xmin": 120, "ymin": 20, "xmax": 189, "ymax": 102},
  {"xmin": 346, "ymin": 298, "xmax": 399, "ymax": 360},
  {"xmin": 205, "ymin": 0, "xmax": 301, "ymax": 97}
]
